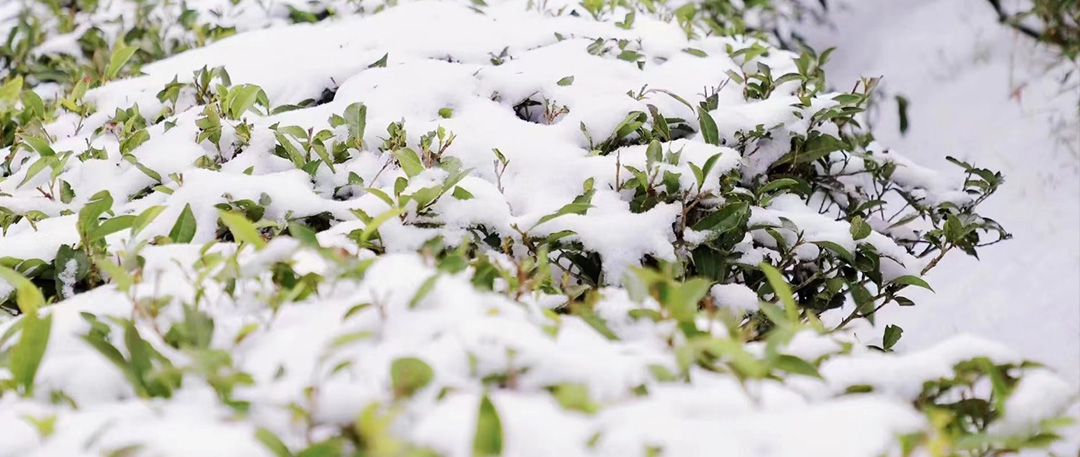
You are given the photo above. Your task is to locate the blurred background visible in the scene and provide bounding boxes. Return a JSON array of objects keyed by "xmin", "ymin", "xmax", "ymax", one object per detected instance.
[{"xmin": 795, "ymin": 0, "xmax": 1079, "ymax": 386}]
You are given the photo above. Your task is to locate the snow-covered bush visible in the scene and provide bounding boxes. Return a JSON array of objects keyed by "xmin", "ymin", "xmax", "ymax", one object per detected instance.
[{"xmin": 0, "ymin": 0, "xmax": 1075, "ymax": 456}]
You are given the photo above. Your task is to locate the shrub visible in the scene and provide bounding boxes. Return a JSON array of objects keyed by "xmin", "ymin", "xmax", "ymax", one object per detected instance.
[{"xmin": 0, "ymin": 0, "xmax": 1073, "ymax": 456}]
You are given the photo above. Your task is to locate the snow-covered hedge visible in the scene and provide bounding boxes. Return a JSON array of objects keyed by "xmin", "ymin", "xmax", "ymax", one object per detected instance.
[{"xmin": 0, "ymin": 0, "xmax": 1075, "ymax": 456}]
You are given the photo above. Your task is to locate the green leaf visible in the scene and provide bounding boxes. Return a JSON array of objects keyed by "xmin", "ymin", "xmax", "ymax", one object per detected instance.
[
  {"xmin": 343, "ymin": 103, "xmax": 367, "ymax": 148},
  {"xmin": 81, "ymin": 323, "xmax": 129, "ymax": 373},
  {"xmin": 695, "ymin": 153, "xmax": 723, "ymax": 190},
  {"xmin": 123, "ymin": 320, "xmax": 153, "ymax": 395},
  {"xmin": 409, "ymin": 274, "xmax": 439, "ymax": 309},
  {"xmin": 473, "ymin": 395, "xmax": 503, "ymax": 457},
  {"xmin": 645, "ymin": 139, "xmax": 663, "ymax": 167},
  {"xmin": 106, "ymin": 41, "xmax": 138, "ymax": 80},
  {"xmin": 120, "ymin": 129, "xmax": 150, "ymax": 155},
  {"xmin": 10, "ymin": 312, "xmax": 52, "ymax": 396},
  {"xmin": 851, "ymin": 283, "xmax": 876, "ymax": 319},
  {"xmin": 20, "ymin": 136, "xmax": 55, "ymax": 157},
  {"xmin": 691, "ymin": 201, "xmax": 748, "ymax": 233},
  {"xmin": 368, "ymin": 53, "xmax": 388, "ymax": 68},
  {"xmin": 787, "ymin": 134, "xmax": 845, "ymax": 165},
  {"xmin": 758, "ymin": 178, "xmax": 802, "ymax": 198},
  {"xmin": 52, "ymin": 244, "xmax": 90, "ymax": 299},
  {"xmin": 21, "ymin": 413, "xmax": 56, "ymax": 438},
  {"xmin": 759, "ymin": 263, "xmax": 798, "ymax": 322},
  {"xmin": 255, "ymin": 428, "xmax": 294, "ymax": 457},
  {"xmin": 0, "ymin": 76, "xmax": 23, "ymax": 103},
  {"xmin": 452, "ymin": 186, "xmax": 475, "ymax": 200},
  {"xmin": 287, "ymin": 222, "xmax": 320, "ymax": 247},
  {"xmin": 123, "ymin": 154, "xmax": 162, "ymax": 182},
  {"xmin": 126, "ymin": 319, "xmax": 177, "ymax": 398},
  {"xmin": 390, "ymin": 357, "xmax": 434, "ymax": 398},
  {"xmin": 131, "ymin": 206, "xmax": 166, "ymax": 237},
  {"xmin": 88, "ymin": 215, "xmax": 135, "ymax": 242},
  {"xmin": 896, "ymin": 95, "xmax": 910, "ymax": 135},
  {"xmin": 757, "ymin": 300, "xmax": 789, "ymax": 328},
  {"xmin": 174, "ymin": 305, "xmax": 214, "ymax": 349},
  {"xmin": 882, "ymin": 324, "xmax": 903, "ymax": 350},
  {"xmin": 533, "ymin": 182, "xmax": 595, "ymax": 228},
  {"xmin": 812, "ymin": 241, "xmax": 853, "ymax": 262},
  {"xmin": 0, "ymin": 266, "xmax": 46, "ymax": 315},
  {"xmin": 573, "ymin": 305, "xmax": 618, "ymax": 340},
  {"xmin": 666, "ymin": 278, "xmax": 712, "ymax": 322},
  {"xmin": 218, "ymin": 210, "xmax": 266, "ymax": 250},
  {"xmin": 536, "ymin": 200, "xmax": 589, "ymax": 227},
  {"xmin": 227, "ymin": 84, "xmax": 265, "ymax": 120},
  {"xmin": 328, "ymin": 331, "xmax": 374, "ymax": 349},
  {"xmin": 297, "ymin": 441, "xmax": 343, "ymax": 457},
  {"xmin": 551, "ymin": 383, "xmax": 597, "ymax": 413},
  {"xmin": 773, "ymin": 73, "xmax": 804, "ymax": 86},
  {"xmin": 646, "ymin": 105, "xmax": 670, "ymax": 141},
  {"xmin": 94, "ymin": 258, "xmax": 134, "ymax": 292},
  {"xmin": 774, "ymin": 354, "xmax": 821, "ymax": 378},
  {"xmin": 169, "ymin": 204, "xmax": 197, "ymax": 243},
  {"xmin": 696, "ymin": 106, "xmax": 719, "ymax": 146},
  {"xmin": 272, "ymin": 132, "xmax": 306, "ymax": 169},
  {"xmin": 617, "ymin": 50, "xmax": 642, "ymax": 62},
  {"xmin": 60, "ymin": 180, "xmax": 75, "ymax": 203},
  {"xmin": 359, "ymin": 207, "xmax": 403, "ymax": 245},
  {"xmin": 943, "ymin": 214, "xmax": 973, "ymax": 244},
  {"xmin": 21, "ymin": 89, "xmax": 45, "ymax": 118},
  {"xmin": 392, "ymin": 148, "xmax": 424, "ymax": 178},
  {"xmin": 18, "ymin": 157, "xmax": 52, "ymax": 187},
  {"xmin": 365, "ymin": 188, "xmax": 394, "ymax": 207},
  {"xmin": 890, "ymin": 275, "xmax": 934, "ymax": 292},
  {"xmin": 311, "ymin": 142, "xmax": 336, "ymax": 173},
  {"xmin": 557, "ymin": 75, "xmax": 575, "ymax": 86},
  {"xmin": 849, "ymin": 216, "xmax": 872, "ymax": 241},
  {"xmin": 611, "ymin": 112, "xmax": 646, "ymax": 139},
  {"xmin": 702, "ymin": 337, "xmax": 768, "ymax": 379}
]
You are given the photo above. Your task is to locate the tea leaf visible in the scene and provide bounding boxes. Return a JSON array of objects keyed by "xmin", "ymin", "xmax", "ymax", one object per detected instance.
[
  {"xmin": 472, "ymin": 395, "xmax": 503, "ymax": 457},
  {"xmin": 169, "ymin": 204, "xmax": 198, "ymax": 243},
  {"xmin": 390, "ymin": 357, "xmax": 434, "ymax": 398}
]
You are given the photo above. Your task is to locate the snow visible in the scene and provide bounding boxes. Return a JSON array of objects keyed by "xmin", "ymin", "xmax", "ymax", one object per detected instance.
[
  {"xmin": 534, "ymin": 193, "xmax": 681, "ymax": 281},
  {"xmin": 0, "ymin": 0, "xmax": 1076, "ymax": 454},
  {"xmin": 799, "ymin": 0, "xmax": 1080, "ymax": 449},
  {"xmin": 710, "ymin": 282, "xmax": 759, "ymax": 312},
  {"xmin": 802, "ymin": 0, "xmax": 1080, "ymax": 386},
  {"xmin": 57, "ymin": 258, "xmax": 77, "ymax": 299},
  {"xmin": 992, "ymin": 369, "xmax": 1077, "ymax": 436},
  {"xmin": 819, "ymin": 334, "xmax": 1021, "ymax": 398}
]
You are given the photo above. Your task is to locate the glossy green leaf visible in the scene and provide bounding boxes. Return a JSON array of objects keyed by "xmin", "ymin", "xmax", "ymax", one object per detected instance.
[
  {"xmin": 0, "ymin": 266, "xmax": 46, "ymax": 315},
  {"xmin": 890, "ymin": 275, "xmax": 934, "ymax": 292},
  {"xmin": 169, "ymin": 204, "xmax": 198, "ymax": 243},
  {"xmin": 218, "ymin": 210, "xmax": 266, "ymax": 250},
  {"xmin": 10, "ymin": 312, "xmax": 52, "ymax": 395},
  {"xmin": 697, "ymin": 106, "xmax": 719, "ymax": 146},
  {"xmin": 473, "ymin": 395, "xmax": 503, "ymax": 457},
  {"xmin": 390, "ymin": 357, "xmax": 434, "ymax": 398},
  {"xmin": 392, "ymin": 148, "xmax": 424, "ymax": 178},
  {"xmin": 106, "ymin": 42, "xmax": 138, "ymax": 80},
  {"xmin": 759, "ymin": 262, "xmax": 798, "ymax": 322}
]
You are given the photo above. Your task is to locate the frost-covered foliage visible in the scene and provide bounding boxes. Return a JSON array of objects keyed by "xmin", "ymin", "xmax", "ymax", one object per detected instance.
[{"xmin": 0, "ymin": 0, "xmax": 1075, "ymax": 456}]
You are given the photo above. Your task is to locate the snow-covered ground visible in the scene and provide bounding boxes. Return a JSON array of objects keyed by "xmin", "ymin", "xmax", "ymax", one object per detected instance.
[{"xmin": 802, "ymin": 0, "xmax": 1080, "ymax": 385}]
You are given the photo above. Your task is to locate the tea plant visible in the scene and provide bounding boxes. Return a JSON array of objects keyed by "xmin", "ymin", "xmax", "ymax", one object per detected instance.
[{"xmin": 0, "ymin": 0, "xmax": 1074, "ymax": 456}]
